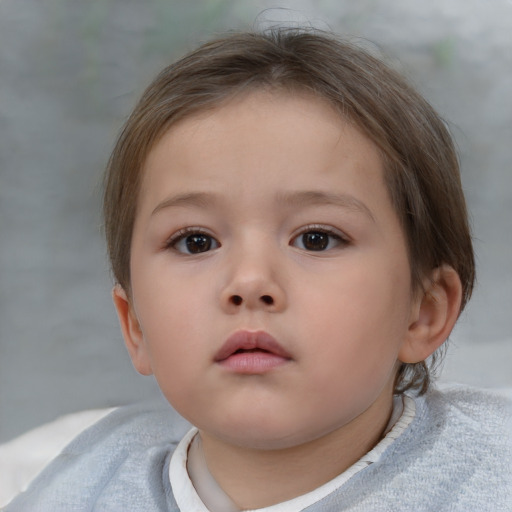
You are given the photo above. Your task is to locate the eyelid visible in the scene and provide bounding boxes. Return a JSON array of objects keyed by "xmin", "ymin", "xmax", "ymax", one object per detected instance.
[{"xmin": 290, "ymin": 224, "xmax": 350, "ymax": 243}]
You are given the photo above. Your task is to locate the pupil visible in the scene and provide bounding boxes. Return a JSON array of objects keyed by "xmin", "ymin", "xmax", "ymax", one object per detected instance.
[
  {"xmin": 186, "ymin": 234, "xmax": 211, "ymax": 253},
  {"xmin": 303, "ymin": 232, "xmax": 328, "ymax": 251}
]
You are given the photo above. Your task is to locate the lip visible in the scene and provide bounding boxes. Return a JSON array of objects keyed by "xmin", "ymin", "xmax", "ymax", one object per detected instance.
[{"xmin": 214, "ymin": 330, "xmax": 292, "ymax": 373}]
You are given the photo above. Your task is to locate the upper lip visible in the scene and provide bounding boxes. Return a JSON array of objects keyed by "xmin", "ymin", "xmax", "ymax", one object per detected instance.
[{"xmin": 214, "ymin": 330, "xmax": 292, "ymax": 362}]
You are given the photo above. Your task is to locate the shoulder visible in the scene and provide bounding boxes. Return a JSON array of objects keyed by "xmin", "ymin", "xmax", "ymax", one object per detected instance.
[
  {"xmin": 403, "ymin": 383, "xmax": 512, "ymax": 462},
  {"xmin": 65, "ymin": 398, "xmax": 191, "ymax": 451},
  {"xmin": 420, "ymin": 383, "xmax": 512, "ymax": 435},
  {"xmin": 334, "ymin": 386, "xmax": 512, "ymax": 511},
  {"xmin": 388, "ymin": 385, "xmax": 512, "ymax": 509},
  {"xmin": 4, "ymin": 399, "xmax": 191, "ymax": 511}
]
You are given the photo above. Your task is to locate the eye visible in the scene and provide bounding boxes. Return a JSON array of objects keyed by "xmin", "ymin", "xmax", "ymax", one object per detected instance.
[
  {"xmin": 168, "ymin": 229, "xmax": 220, "ymax": 254},
  {"xmin": 291, "ymin": 227, "xmax": 346, "ymax": 252}
]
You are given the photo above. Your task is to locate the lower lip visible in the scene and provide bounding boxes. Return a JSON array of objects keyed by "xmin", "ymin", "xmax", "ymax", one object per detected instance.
[{"xmin": 218, "ymin": 351, "xmax": 290, "ymax": 374}]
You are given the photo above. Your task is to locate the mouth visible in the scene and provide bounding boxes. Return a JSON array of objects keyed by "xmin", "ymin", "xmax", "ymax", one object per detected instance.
[{"xmin": 214, "ymin": 330, "xmax": 292, "ymax": 374}]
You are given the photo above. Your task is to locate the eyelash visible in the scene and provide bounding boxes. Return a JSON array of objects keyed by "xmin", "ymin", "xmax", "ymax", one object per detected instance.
[{"xmin": 165, "ymin": 224, "xmax": 350, "ymax": 255}]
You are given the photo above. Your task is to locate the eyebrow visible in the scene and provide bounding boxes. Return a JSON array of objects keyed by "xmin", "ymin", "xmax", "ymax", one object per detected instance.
[
  {"xmin": 276, "ymin": 190, "xmax": 375, "ymax": 222},
  {"xmin": 151, "ymin": 192, "xmax": 216, "ymax": 216},
  {"xmin": 151, "ymin": 190, "xmax": 375, "ymax": 222}
]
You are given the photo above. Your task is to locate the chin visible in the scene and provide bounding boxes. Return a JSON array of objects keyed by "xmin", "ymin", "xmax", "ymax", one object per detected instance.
[{"xmin": 208, "ymin": 418, "xmax": 333, "ymax": 452}]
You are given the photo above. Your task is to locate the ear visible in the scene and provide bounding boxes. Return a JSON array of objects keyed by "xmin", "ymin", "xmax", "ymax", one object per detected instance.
[
  {"xmin": 399, "ymin": 265, "xmax": 463, "ymax": 364},
  {"xmin": 112, "ymin": 285, "xmax": 153, "ymax": 376}
]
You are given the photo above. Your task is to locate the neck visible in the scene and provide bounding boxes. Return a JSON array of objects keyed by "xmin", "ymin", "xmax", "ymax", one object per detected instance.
[{"xmin": 199, "ymin": 391, "xmax": 394, "ymax": 510}]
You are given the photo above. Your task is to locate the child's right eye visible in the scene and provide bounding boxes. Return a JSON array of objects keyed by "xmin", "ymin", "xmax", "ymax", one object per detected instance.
[{"xmin": 167, "ymin": 229, "xmax": 220, "ymax": 255}]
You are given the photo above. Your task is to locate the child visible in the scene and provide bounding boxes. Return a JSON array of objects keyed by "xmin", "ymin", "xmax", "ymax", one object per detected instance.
[{"xmin": 6, "ymin": 29, "xmax": 511, "ymax": 511}]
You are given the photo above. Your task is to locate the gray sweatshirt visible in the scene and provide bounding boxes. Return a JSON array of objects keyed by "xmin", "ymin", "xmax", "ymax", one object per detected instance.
[{"xmin": 4, "ymin": 385, "xmax": 512, "ymax": 511}]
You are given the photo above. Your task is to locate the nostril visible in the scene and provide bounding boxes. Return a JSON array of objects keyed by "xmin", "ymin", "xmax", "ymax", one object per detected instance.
[
  {"xmin": 231, "ymin": 295, "xmax": 243, "ymax": 306},
  {"xmin": 260, "ymin": 295, "xmax": 274, "ymax": 305}
]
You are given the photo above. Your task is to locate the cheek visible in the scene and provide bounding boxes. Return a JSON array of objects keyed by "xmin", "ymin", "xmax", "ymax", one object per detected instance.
[
  {"xmin": 298, "ymin": 268, "xmax": 410, "ymax": 373},
  {"xmin": 131, "ymin": 267, "xmax": 213, "ymax": 370},
  {"xmin": 304, "ymin": 264, "xmax": 409, "ymax": 327},
  {"xmin": 134, "ymin": 257, "xmax": 210, "ymax": 322},
  {"xmin": 136, "ymin": 297, "xmax": 209, "ymax": 417}
]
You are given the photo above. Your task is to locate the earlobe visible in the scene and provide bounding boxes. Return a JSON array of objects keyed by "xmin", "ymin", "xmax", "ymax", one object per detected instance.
[
  {"xmin": 399, "ymin": 265, "xmax": 463, "ymax": 364},
  {"xmin": 112, "ymin": 285, "xmax": 153, "ymax": 376}
]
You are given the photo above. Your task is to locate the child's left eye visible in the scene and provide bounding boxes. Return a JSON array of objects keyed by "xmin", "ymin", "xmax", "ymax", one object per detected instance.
[{"xmin": 291, "ymin": 228, "xmax": 346, "ymax": 252}]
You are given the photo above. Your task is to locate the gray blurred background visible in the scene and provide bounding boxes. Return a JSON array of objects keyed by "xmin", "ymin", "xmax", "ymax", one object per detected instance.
[{"xmin": 1, "ymin": 0, "xmax": 511, "ymax": 443}]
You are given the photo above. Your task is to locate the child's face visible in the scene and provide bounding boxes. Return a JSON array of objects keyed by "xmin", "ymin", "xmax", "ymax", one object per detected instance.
[{"xmin": 117, "ymin": 91, "xmax": 421, "ymax": 450}]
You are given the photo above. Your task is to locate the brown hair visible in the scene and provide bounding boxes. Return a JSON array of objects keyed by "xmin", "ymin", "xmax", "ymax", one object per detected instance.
[{"xmin": 104, "ymin": 29, "xmax": 475, "ymax": 394}]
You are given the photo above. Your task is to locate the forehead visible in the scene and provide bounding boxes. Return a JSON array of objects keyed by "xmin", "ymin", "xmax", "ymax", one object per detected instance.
[{"xmin": 140, "ymin": 90, "xmax": 386, "ymax": 197}]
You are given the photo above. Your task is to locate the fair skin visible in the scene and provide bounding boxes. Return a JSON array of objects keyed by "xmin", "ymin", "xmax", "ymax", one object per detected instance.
[{"xmin": 114, "ymin": 91, "xmax": 462, "ymax": 509}]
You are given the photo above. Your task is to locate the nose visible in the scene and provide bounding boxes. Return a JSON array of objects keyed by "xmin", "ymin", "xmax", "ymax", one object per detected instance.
[{"xmin": 220, "ymin": 248, "xmax": 287, "ymax": 313}]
